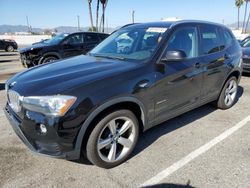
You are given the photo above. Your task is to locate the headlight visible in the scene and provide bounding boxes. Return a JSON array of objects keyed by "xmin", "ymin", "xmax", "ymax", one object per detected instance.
[{"xmin": 22, "ymin": 95, "xmax": 77, "ymax": 117}]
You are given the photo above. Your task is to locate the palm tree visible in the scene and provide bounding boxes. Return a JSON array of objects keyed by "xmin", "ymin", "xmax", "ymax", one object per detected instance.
[
  {"xmin": 245, "ymin": 0, "xmax": 250, "ymax": 33},
  {"xmin": 87, "ymin": 0, "xmax": 94, "ymax": 31},
  {"xmin": 96, "ymin": 0, "xmax": 100, "ymax": 32},
  {"xmin": 242, "ymin": 0, "xmax": 250, "ymax": 33},
  {"xmin": 100, "ymin": 0, "xmax": 108, "ymax": 32},
  {"xmin": 235, "ymin": 0, "xmax": 244, "ymax": 29}
]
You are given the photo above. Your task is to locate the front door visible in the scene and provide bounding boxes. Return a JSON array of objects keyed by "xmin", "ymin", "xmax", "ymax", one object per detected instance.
[
  {"xmin": 154, "ymin": 26, "xmax": 203, "ymax": 124},
  {"xmin": 61, "ymin": 33, "xmax": 84, "ymax": 58}
]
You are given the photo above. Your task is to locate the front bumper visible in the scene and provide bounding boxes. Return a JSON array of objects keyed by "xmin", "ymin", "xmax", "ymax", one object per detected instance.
[{"xmin": 4, "ymin": 104, "xmax": 80, "ymax": 160}]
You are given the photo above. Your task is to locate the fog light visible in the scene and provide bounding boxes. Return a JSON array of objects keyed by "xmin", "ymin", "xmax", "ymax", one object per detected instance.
[{"xmin": 40, "ymin": 124, "xmax": 47, "ymax": 134}]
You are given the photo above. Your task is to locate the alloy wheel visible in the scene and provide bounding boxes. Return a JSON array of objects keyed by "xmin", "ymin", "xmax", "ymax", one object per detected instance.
[
  {"xmin": 224, "ymin": 79, "xmax": 237, "ymax": 106},
  {"xmin": 97, "ymin": 116, "xmax": 136, "ymax": 163}
]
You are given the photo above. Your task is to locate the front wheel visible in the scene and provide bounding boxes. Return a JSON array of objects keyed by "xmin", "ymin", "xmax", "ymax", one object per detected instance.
[
  {"xmin": 86, "ymin": 109, "xmax": 139, "ymax": 168},
  {"xmin": 216, "ymin": 76, "xmax": 238, "ymax": 109}
]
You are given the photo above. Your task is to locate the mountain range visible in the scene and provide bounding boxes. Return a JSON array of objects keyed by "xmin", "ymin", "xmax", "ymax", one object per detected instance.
[{"xmin": 0, "ymin": 25, "xmax": 116, "ymax": 34}]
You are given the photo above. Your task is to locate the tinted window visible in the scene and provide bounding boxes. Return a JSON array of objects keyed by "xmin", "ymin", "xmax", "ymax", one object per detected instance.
[
  {"xmin": 165, "ymin": 27, "xmax": 198, "ymax": 58},
  {"xmin": 200, "ymin": 26, "xmax": 223, "ymax": 54},
  {"xmin": 65, "ymin": 34, "xmax": 83, "ymax": 45},
  {"xmin": 85, "ymin": 33, "xmax": 100, "ymax": 43},
  {"xmin": 222, "ymin": 29, "xmax": 234, "ymax": 47}
]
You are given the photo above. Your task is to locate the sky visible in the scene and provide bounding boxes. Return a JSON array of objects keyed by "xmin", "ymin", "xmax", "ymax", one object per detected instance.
[{"xmin": 0, "ymin": 0, "xmax": 241, "ymax": 28}]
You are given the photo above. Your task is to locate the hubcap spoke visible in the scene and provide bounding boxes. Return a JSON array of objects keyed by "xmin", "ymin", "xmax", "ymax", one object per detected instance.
[
  {"xmin": 228, "ymin": 95, "xmax": 233, "ymax": 104},
  {"xmin": 108, "ymin": 120, "xmax": 117, "ymax": 135},
  {"xmin": 229, "ymin": 85, "xmax": 237, "ymax": 94},
  {"xmin": 108, "ymin": 143, "xmax": 117, "ymax": 161},
  {"xmin": 98, "ymin": 138, "xmax": 112, "ymax": 150},
  {"xmin": 118, "ymin": 136, "xmax": 133, "ymax": 148},
  {"xmin": 119, "ymin": 120, "xmax": 131, "ymax": 135}
]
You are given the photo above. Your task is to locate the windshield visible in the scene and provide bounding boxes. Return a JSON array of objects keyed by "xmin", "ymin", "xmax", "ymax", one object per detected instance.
[
  {"xmin": 242, "ymin": 39, "xmax": 250, "ymax": 48},
  {"xmin": 44, "ymin": 33, "xmax": 69, "ymax": 45},
  {"xmin": 90, "ymin": 27, "xmax": 168, "ymax": 62}
]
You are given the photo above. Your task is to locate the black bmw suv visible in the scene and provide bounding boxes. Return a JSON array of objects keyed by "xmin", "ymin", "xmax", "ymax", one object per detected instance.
[
  {"xmin": 5, "ymin": 21, "xmax": 242, "ymax": 168},
  {"xmin": 19, "ymin": 32, "xmax": 109, "ymax": 68}
]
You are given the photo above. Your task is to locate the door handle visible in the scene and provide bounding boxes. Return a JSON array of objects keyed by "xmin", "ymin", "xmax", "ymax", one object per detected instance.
[{"xmin": 194, "ymin": 62, "xmax": 201, "ymax": 68}]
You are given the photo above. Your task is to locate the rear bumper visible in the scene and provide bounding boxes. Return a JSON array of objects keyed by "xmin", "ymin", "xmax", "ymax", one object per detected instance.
[{"xmin": 4, "ymin": 104, "xmax": 81, "ymax": 160}]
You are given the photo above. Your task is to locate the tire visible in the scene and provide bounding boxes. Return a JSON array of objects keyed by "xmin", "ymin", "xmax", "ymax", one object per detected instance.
[
  {"xmin": 41, "ymin": 56, "xmax": 58, "ymax": 64},
  {"xmin": 216, "ymin": 76, "xmax": 238, "ymax": 109},
  {"xmin": 6, "ymin": 45, "xmax": 14, "ymax": 52},
  {"xmin": 86, "ymin": 109, "xmax": 139, "ymax": 168}
]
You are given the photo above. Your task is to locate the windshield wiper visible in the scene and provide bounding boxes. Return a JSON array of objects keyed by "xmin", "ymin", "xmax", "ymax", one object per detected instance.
[{"xmin": 92, "ymin": 54, "xmax": 125, "ymax": 61}]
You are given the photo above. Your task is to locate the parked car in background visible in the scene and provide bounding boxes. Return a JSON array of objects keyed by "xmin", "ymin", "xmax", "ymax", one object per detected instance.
[
  {"xmin": 19, "ymin": 32, "xmax": 109, "ymax": 68},
  {"xmin": 5, "ymin": 21, "xmax": 242, "ymax": 168},
  {"xmin": 0, "ymin": 39, "xmax": 18, "ymax": 52},
  {"xmin": 239, "ymin": 36, "xmax": 250, "ymax": 46},
  {"xmin": 241, "ymin": 40, "xmax": 250, "ymax": 73}
]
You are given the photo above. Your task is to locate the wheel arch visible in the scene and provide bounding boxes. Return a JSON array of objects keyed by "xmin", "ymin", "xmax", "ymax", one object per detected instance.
[
  {"xmin": 74, "ymin": 97, "xmax": 147, "ymax": 153},
  {"xmin": 38, "ymin": 52, "xmax": 61, "ymax": 64}
]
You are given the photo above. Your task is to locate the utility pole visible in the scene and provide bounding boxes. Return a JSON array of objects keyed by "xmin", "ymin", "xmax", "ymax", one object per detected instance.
[
  {"xmin": 26, "ymin": 16, "xmax": 30, "ymax": 33},
  {"xmin": 132, "ymin": 10, "xmax": 135, "ymax": 23},
  {"xmin": 77, "ymin": 15, "xmax": 80, "ymax": 31}
]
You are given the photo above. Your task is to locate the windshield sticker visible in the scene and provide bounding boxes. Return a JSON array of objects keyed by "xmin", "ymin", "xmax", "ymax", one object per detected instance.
[{"xmin": 147, "ymin": 27, "xmax": 168, "ymax": 33}]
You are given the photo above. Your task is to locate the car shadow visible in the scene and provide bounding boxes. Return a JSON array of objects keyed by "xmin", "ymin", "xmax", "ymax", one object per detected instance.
[
  {"xmin": 73, "ymin": 86, "xmax": 244, "ymax": 166},
  {"xmin": 141, "ymin": 182, "xmax": 195, "ymax": 188}
]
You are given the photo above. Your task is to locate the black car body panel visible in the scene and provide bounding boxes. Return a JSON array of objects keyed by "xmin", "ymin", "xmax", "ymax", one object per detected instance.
[
  {"xmin": 19, "ymin": 32, "xmax": 109, "ymax": 68},
  {"xmin": 5, "ymin": 21, "xmax": 242, "ymax": 160},
  {"xmin": 0, "ymin": 39, "xmax": 18, "ymax": 51},
  {"xmin": 242, "ymin": 48, "xmax": 250, "ymax": 73}
]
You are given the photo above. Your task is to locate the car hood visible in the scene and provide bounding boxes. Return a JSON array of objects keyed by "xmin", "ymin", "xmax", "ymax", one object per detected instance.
[
  {"xmin": 7, "ymin": 55, "xmax": 140, "ymax": 96},
  {"xmin": 19, "ymin": 42, "xmax": 53, "ymax": 53}
]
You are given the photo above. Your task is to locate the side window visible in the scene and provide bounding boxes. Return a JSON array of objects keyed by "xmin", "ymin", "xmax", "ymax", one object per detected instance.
[
  {"xmin": 200, "ymin": 26, "xmax": 224, "ymax": 54},
  {"xmin": 222, "ymin": 29, "xmax": 234, "ymax": 47},
  {"xmin": 84, "ymin": 33, "xmax": 100, "ymax": 43},
  {"xmin": 165, "ymin": 27, "xmax": 198, "ymax": 58},
  {"xmin": 65, "ymin": 34, "xmax": 83, "ymax": 45}
]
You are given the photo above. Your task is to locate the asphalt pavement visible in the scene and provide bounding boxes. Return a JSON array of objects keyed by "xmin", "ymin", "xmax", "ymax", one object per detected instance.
[{"xmin": 0, "ymin": 51, "xmax": 250, "ymax": 188}]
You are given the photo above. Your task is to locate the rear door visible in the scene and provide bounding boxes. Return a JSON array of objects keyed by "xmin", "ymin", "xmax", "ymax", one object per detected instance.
[
  {"xmin": 83, "ymin": 33, "xmax": 101, "ymax": 54},
  {"xmin": 61, "ymin": 33, "xmax": 84, "ymax": 58},
  {"xmin": 198, "ymin": 25, "xmax": 228, "ymax": 101}
]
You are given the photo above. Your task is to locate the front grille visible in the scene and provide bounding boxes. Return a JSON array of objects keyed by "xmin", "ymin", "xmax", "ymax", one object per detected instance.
[
  {"xmin": 7, "ymin": 90, "xmax": 22, "ymax": 113},
  {"xmin": 242, "ymin": 58, "xmax": 250, "ymax": 64}
]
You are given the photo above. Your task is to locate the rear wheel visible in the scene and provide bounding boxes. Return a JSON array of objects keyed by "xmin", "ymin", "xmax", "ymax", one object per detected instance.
[
  {"xmin": 41, "ymin": 56, "xmax": 58, "ymax": 64},
  {"xmin": 216, "ymin": 76, "xmax": 238, "ymax": 109},
  {"xmin": 6, "ymin": 45, "xmax": 14, "ymax": 52},
  {"xmin": 86, "ymin": 109, "xmax": 139, "ymax": 168}
]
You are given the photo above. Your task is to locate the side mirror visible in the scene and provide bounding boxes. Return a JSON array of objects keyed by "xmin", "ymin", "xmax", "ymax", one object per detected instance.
[{"xmin": 161, "ymin": 50, "xmax": 187, "ymax": 62}]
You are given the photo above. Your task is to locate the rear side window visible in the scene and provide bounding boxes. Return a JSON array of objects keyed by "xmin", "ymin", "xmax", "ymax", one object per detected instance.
[
  {"xmin": 84, "ymin": 33, "xmax": 100, "ymax": 43},
  {"xmin": 200, "ymin": 25, "xmax": 224, "ymax": 55}
]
